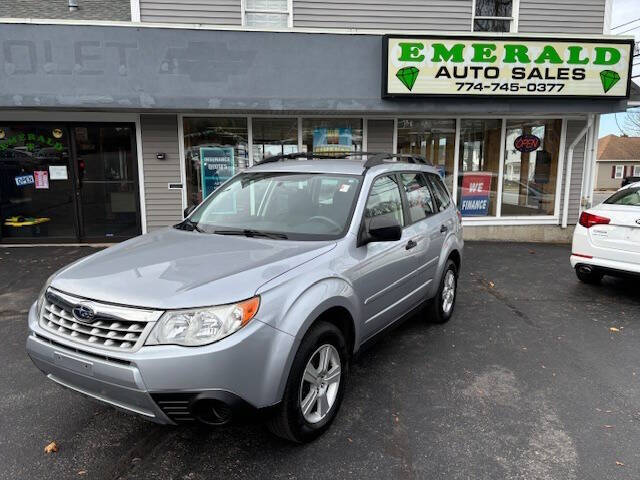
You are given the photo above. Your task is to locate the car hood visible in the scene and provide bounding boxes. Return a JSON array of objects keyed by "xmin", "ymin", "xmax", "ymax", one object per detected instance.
[{"xmin": 51, "ymin": 228, "xmax": 336, "ymax": 309}]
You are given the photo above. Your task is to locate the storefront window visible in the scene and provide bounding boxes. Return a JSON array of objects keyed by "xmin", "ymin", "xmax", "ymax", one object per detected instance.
[
  {"xmin": 183, "ymin": 117, "xmax": 249, "ymax": 207},
  {"xmin": 302, "ymin": 119, "xmax": 363, "ymax": 154},
  {"xmin": 502, "ymin": 119, "xmax": 561, "ymax": 216},
  {"xmin": 252, "ymin": 118, "xmax": 298, "ymax": 162},
  {"xmin": 457, "ymin": 119, "xmax": 502, "ymax": 217},
  {"xmin": 397, "ymin": 119, "xmax": 456, "ymax": 192},
  {"xmin": 0, "ymin": 125, "xmax": 74, "ymax": 241}
]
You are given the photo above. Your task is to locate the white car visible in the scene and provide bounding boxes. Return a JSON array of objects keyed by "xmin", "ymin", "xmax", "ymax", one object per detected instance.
[{"xmin": 571, "ymin": 182, "xmax": 640, "ymax": 284}]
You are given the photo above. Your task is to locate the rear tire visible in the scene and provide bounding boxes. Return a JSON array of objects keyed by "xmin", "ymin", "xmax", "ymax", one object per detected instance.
[
  {"xmin": 575, "ymin": 267, "xmax": 603, "ymax": 284},
  {"xmin": 267, "ymin": 321, "xmax": 348, "ymax": 443},
  {"xmin": 426, "ymin": 259, "xmax": 458, "ymax": 324}
]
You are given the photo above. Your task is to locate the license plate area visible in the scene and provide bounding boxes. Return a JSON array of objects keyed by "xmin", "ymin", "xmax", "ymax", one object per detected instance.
[{"xmin": 53, "ymin": 351, "xmax": 94, "ymax": 376}]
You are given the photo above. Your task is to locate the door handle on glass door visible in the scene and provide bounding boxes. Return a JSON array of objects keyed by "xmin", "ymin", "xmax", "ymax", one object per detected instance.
[{"xmin": 405, "ymin": 239, "xmax": 418, "ymax": 250}]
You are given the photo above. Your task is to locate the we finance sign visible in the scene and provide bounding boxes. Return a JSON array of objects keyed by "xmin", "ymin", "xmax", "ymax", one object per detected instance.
[{"xmin": 383, "ymin": 36, "xmax": 634, "ymax": 98}]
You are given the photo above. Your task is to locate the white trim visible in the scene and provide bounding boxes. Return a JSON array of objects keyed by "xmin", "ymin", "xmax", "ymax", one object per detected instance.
[
  {"xmin": 553, "ymin": 118, "xmax": 568, "ymax": 220},
  {"xmin": 603, "ymin": 0, "xmax": 613, "ymax": 34},
  {"xmin": 495, "ymin": 118, "xmax": 506, "ymax": 217},
  {"xmin": 134, "ymin": 115, "xmax": 147, "ymax": 234},
  {"xmin": 362, "ymin": 118, "xmax": 368, "ymax": 152},
  {"xmin": 563, "ymin": 115, "xmax": 592, "ymax": 228},
  {"xmin": 247, "ymin": 115, "xmax": 254, "ymax": 166},
  {"xmin": 452, "ymin": 118, "xmax": 461, "ymax": 204},
  {"xmin": 0, "ymin": 18, "xmax": 632, "ymax": 40},
  {"xmin": 587, "ymin": 115, "xmax": 600, "ymax": 206},
  {"xmin": 177, "ymin": 113, "xmax": 188, "ymax": 212},
  {"xmin": 287, "ymin": 0, "xmax": 293, "ymax": 28},
  {"xmin": 297, "ymin": 117, "xmax": 303, "ymax": 152},
  {"xmin": 242, "ymin": 0, "xmax": 292, "ymax": 29},
  {"xmin": 392, "ymin": 118, "xmax": 398, "ymax": 154},
  {"xmin": 240, "ymin": 0, "xmax": 246, "ymax": 27},
  {"xmin": 633, "ymin": 165, "xmax": 640, "ymax": 177},
  {"xmin": 463, "ymin": 216, "xmax": 559, "ymax": 226},
  {"xmin": 512, "ymin": 0, "xmax": 520, "ymax": 33},
  {"xmin": 130, "ymin": 0, "xmax": 141, "ymax": 22}
]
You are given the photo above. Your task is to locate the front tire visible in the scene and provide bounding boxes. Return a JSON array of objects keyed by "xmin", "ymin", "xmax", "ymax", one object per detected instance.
[
  {"xmin": 267, "ymin": 321, "xmax": 348, "ymax": 443},
  {"xmin": 426, "ymin": 259, "xmax": 458, "ymax": 324}
]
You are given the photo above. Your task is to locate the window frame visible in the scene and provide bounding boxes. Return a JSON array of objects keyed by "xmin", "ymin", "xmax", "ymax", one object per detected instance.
[
  {"xmin": 358, "ymin": 172, "xmax": 407, "ymax": 245},
  {"xmin": 471, "ymin": 0, "xmax": 519, "ymax": 33},
  {"xmin": 241, "ymin": 0, "xmax": 293, "ymax": 28},
  {"xmin": 633, "ymin": 165, "xmax": 640, "ymax": 177},
  {"xmin": 614, "ymin": 165, "xmax": 624, "ymax": 179},
  {"xmin": 426, "ymin": 173, "xmax": 452, "ymax": 212}
]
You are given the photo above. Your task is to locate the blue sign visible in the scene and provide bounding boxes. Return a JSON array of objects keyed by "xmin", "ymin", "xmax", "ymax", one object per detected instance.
[
  {"xmin": 313, "ymin": 127, "xmax": 352, "ymax": 153},
  {"xmin": 460, "ymin": 195, "xmax": 489, "ymax": 216},
  {"xmin": 15, "ymin": 174, "xmax": 35, "ymax": 187},
  {"xmin": 200, "ymin": 147, "xmax": 235, "ymax": 198}
]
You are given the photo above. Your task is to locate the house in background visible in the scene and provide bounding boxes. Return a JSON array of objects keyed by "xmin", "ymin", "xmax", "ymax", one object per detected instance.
[{"xmin": 596, "ymin": 135, "xmax": 640, "ymax": 191}]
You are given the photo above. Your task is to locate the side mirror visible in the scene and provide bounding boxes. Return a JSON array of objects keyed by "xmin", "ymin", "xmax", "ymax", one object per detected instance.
[
  {"xmin": 183, "ymin": 205, "xmax": 196, "ymax": 218},
  {"xmin": 360, "ymin": 215, "xmax": 402, "ymax": 246}
]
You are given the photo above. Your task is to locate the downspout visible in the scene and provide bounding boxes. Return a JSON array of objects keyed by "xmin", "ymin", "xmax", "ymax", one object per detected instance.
[{"xmin": 562, "ymin": 115, "xmax": 593, "ymax": 228}]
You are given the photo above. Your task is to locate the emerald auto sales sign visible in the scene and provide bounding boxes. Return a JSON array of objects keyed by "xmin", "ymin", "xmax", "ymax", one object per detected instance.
[{"xmin": 383, "ymin": 35, "xmax": 634, "ymax": 98}]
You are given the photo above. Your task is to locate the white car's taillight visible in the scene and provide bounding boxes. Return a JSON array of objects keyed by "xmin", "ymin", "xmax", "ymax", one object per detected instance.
[{"xmin": 579, "ymin": 211, "xmax": 610, "ymax": 229}]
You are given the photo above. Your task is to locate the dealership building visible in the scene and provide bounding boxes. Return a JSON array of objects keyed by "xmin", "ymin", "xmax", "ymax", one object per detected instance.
[{"xmin": 0, "ymin": 0, "xmax": 636, "ymax": 244}]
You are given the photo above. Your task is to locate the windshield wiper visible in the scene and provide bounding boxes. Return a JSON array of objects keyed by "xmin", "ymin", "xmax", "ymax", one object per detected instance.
[
  {"xmin": 174, "ymin": 218, "xmax": 204, "ymax": 233},
  {"xmin": 214, "ymin": 229, "xmax": 288, "ymax": 240}
]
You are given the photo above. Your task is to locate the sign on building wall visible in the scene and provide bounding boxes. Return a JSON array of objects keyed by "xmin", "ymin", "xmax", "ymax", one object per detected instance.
[
  {"xmin": 200, "ymin": 147, "xmax": 235, "ymax": 198},
  {"xmin": 383, "ymin": 36, "xmax": 634, "ymax": 98}
]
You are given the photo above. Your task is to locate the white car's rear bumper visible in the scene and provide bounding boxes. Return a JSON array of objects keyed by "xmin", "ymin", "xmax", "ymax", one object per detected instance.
[{"xmin": 571, "ymin": 223, "xmax": 640, "ymax": 276}]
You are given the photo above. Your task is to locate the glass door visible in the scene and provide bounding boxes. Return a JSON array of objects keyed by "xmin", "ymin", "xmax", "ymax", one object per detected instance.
[
  {"xmin": 73, "ymin": 124, "xmax": 141, "ymax": 241},
  {"xmin": 0, "ymin": 124, "xmax": 77, "ymax": 242}
]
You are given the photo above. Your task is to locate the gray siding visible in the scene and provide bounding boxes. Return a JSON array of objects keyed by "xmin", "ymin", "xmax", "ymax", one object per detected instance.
[
  {"xmin": 561, "ymin": 120, "xmax": 587, "ymax": 225},
  {"xmin": 367, "ymin": 119, "xmax": 394, "ymax": 152},
  {"xmin": 293, "ymin": 0, "xmax": 472, "ymax": 31},
  {"xmin": 518, "ymin": 0, "xmax": 605, "ymax": 34},
  {"xmin": 140, "ymin": 114, "xmax": 183, "ymax": 232},
  {"xmin": 140, "ymin": 0, "xmax": 241, "ymax": 24},
  {"xmin": 0, "ymin": 0, "xmax": 130, "ymax": 20}
]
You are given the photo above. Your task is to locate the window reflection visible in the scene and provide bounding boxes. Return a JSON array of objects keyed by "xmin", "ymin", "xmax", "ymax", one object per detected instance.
[
  {"xmin": 252, "ymin": 118, "xmax": 298, "ymax": 161},
  {"xmin": 502, "ymin": 119, "xmax": 561, "ymax": 216}
]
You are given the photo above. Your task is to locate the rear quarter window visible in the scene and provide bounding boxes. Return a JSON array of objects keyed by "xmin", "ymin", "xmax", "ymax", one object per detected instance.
[
  {"xmin": 604, "ymin": 187, "xmax": 640, "ymax": 207},
  {"xmin": 426, "ymin": 173, "xmax": 451, "ymax": 211}
]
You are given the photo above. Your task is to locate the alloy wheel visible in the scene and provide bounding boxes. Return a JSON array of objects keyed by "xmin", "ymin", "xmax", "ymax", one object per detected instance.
[{"xmin": 299, "ymin": 344, "xmax": 342, "ymax": 424}]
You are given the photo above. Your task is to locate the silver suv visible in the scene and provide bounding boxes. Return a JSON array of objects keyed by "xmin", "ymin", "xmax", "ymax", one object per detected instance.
[{"xmin": 26, "ymin": 153, "xmax": 463, "ymax": 442}]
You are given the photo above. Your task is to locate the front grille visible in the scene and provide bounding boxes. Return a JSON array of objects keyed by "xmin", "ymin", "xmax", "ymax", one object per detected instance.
[
  {"xmin": 39, "ymin": 288, "xmax": 163, "ymax": 352},
  {"xmin": 152, "ymin": 393, "xmax": 196, "ymax": 423}
]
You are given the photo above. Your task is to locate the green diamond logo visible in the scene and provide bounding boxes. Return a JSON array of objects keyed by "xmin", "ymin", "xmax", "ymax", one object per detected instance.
[
  {"xmin": 600, "ymin": 69, "xmax": 621, "ymax": 93},
  {"xmin": 396, "ymin": 66, "xmax": 419, "ymax": 91}
]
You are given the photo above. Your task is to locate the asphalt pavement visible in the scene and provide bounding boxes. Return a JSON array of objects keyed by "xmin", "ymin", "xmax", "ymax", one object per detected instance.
[{"xmin": 1, "ymin": 242, "xmax": 640, "ymax": 480}]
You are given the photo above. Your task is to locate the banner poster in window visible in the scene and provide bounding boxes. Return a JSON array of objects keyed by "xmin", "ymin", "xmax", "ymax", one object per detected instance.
[
  {"xmin": 200, "ymin": 146, "xmax": 235, "ymax": 199},
  {"xmin": 34, "ymin": 170, "xmax": 49, "ymax": 189},
  {"xmin": 15, "ymin": 174, "xmax": 34, "ymax": 187},
  {"xmin": 313, "ymin": 128, "xmax": 353, "ymax": 154},
  {"xmin": 460, "ymin": 172, "xmax": 492, "ymax": 216}
]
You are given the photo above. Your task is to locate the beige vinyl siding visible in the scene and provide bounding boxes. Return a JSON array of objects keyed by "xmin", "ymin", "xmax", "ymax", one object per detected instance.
[
  {"xmin": 518, "ymin": 0, "xmax": 605, "ymax": 34},
  {"xmin": 367, "ymin": 119, "xmax": 394, "ymax": 152},
  {"xmin": 293, "ymin": 0, "xmax": 472, "ymax": 31},
  {"xmin": 140, "ymin": 0, "xmax": 241, "ymax": 25},
  {"xmin": 140, "ymin": 115, "xmax": 183, "ymax": 232},
  {"xmin": 559, "ymin": 120, "xmax": 587, "ymax": 225}
]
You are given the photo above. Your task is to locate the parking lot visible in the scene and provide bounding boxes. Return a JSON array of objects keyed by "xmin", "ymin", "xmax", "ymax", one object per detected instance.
[{"xmin": 1, "ymin": 241, "xmax": 640, "ymax": 480}]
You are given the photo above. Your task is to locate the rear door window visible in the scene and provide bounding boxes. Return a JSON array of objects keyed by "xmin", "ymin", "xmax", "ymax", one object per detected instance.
[
  {"xmin": 427, "ymin": 174, "xmax": 451, "ymax": 212},
  {"xmin": 400, "ymin": 173, "xmax": 436, "ymax": 223}
]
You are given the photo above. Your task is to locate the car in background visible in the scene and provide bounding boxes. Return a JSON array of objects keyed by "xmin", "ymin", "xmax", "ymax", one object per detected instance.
[
  {"xmin": 570, "ymin": 182, "xmax": 640, "ymax": 283},
  {"xmin": 26, "ymin": 152, "xmax": 463, "ymax": 443},
  {"xmin": 622, "ymin": 176, "xmax": 640, "ymax": 188}
]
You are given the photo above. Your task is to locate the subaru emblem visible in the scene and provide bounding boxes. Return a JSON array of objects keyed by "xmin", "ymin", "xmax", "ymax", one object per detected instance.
[{"xmin": 72, "ymin": 304, "xmax": 96, "ymax": 323}]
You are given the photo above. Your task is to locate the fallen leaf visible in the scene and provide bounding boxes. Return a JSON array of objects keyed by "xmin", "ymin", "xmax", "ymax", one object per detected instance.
[
  {"xmin": 78, "ymin": 471, "xmax": 87, "ymax": 476},
  {"xmin": 609, "ymin": 327, "xmax": 620, "ymax": 333},
  {"xmin": 616, "ymin": 461, "xmax": 625, "ymax": 466},
  {"xmin": 347, "ymin": 438, "xmax": 353, "ymax": 443},
  {"xmin": 488, "ymin": 281, "xmax": 495, "ymax": 288},
  {"xmin": 44, "ymin": 441, "xmax": 58, "ymax": 454}
]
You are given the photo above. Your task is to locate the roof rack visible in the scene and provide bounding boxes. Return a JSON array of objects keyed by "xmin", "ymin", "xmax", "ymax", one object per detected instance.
[{"xmin": 256, "ymin": 151, "xmax": 432, "ymax": 168}]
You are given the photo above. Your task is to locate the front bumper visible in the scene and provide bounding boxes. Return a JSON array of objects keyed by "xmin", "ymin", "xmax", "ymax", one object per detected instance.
[{"xmin": 26, "ymin": 302, "xmax": 297, "ymax": 425}]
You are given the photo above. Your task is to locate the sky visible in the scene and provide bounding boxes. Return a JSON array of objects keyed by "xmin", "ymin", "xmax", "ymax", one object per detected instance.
[{"xmin": 598, "ymin": 0, "xmax": 640, "ymax": 138}]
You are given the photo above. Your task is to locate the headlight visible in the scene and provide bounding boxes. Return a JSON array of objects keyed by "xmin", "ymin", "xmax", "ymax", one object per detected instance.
[{"xmin": 145, "ymin": 296, "xmax": 260, "ymax": 347}]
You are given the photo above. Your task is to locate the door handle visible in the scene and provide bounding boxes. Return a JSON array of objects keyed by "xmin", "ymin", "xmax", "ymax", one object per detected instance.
[
  {"xmin": 440, "ymin": 224, "xmax": 448, "ymax": 233},
  {"xmin": 405, "ymin": 239, "xmax": 418, "ymax": 250}
]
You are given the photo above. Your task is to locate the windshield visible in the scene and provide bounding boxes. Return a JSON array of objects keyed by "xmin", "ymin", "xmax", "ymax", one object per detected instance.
[
  {"xmin": 184, "ymin": 172, "xmax": 362, "ymax": 240},
  {"xmin": 604, "ymin": 187, "xmax": 640, "ymax": 207}
]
